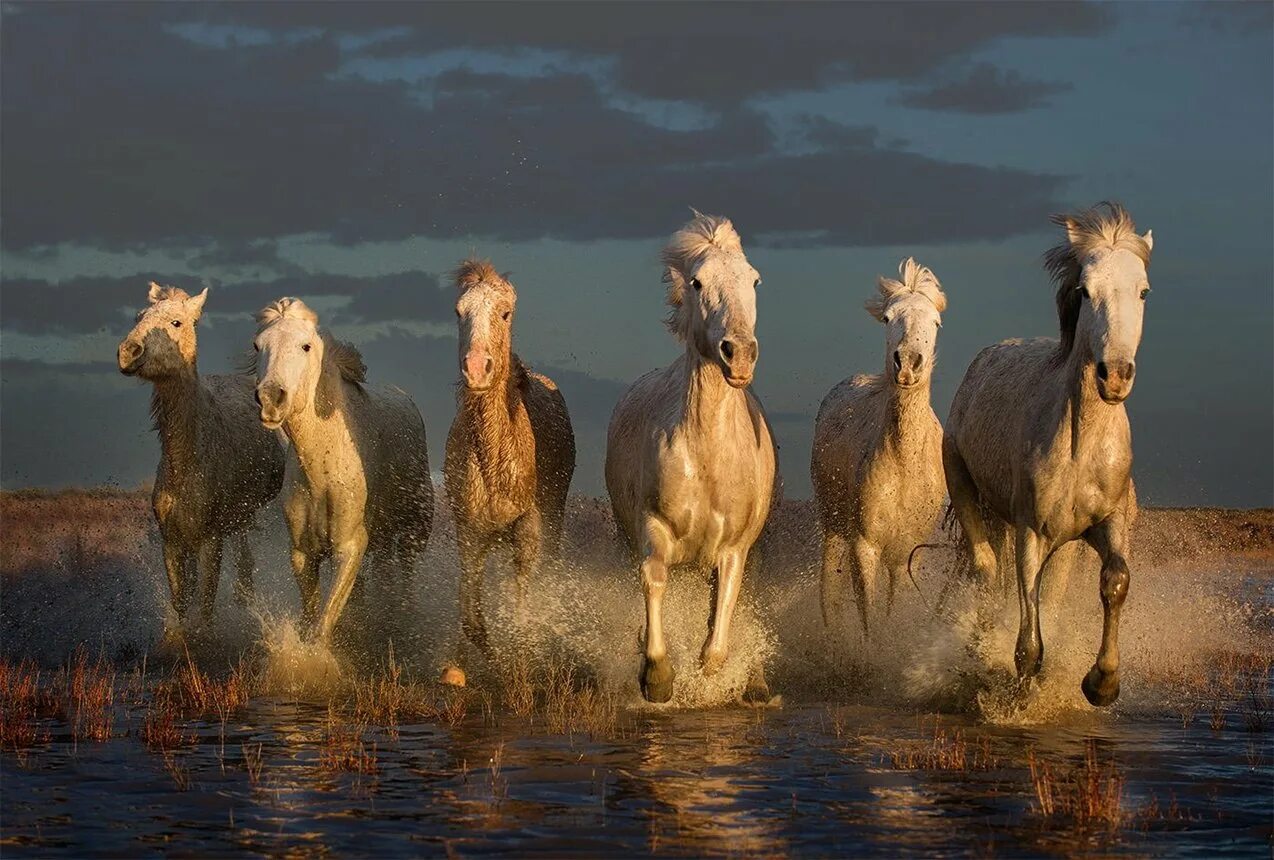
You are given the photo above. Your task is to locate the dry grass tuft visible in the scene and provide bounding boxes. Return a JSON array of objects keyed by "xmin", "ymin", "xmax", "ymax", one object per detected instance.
[
  {"xmin": 0, "ymin": 660, "xmax": 54, "ymax": 750},
  {"xmin": 61, "ymin": 650, "xmax": 117, "ymax": 742},
  {"xmin": 140, "ymin": 687, "xmax": 191, "ymax": 751},
  {"xmin": 1028, "ymin": 740, "xmax": 1125, "ymax": 830},
  {"xmin": 320, "ymin": 706, "xmax": 378, "ymax": 775},
  {"xmin": 885, "ymin": 719, "xmax": 997, "ymax": 771}
]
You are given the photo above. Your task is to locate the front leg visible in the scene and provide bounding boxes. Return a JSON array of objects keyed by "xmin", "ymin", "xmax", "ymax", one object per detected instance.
[
  {"xmin": 701, "ymin": 547, "xmax": 746, "ymax": 676},
  {"xmin": 1014, "ymin": 525, "xmax": 1047, "ymax": 680},
  {"xmin": 511, "ymin": 510, "xmax": 543, "ymax": 628},
  {"xmin": 233, "ymin": 532, "xmax": 255, "ymax": 607},
  {"xmin": 819, "ymin": 531, "xmax": 849, "ymax": 629},
  {"xmin": 1081, "ymin": 499, "xmax": 1132, "ymax": 706},
  {"xmin": 640, "ymin": 516, "xmax": 676, "ymax": 703},
  {"xmin": 162, "ymin": 539, "xmax": 191, "ymax": 619},
  {"xmin": 196, "ymin": 536, "xmax": 224, "ymax": 624},
  {"xmin": 458, "ymin": 530, "xmax": 494, "ymax": 653},
  {"xmin": 849, "ymin": 536, "xmax": 880, "ymax": 641},
  {"xmin": 316, "ymin": 526, "xmax": 369, "ymax": 642}
]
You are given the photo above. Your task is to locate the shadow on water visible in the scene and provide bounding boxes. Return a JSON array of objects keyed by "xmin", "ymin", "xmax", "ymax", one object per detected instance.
[{"xmin": 1, "ymin": 491, "xmax": 1271, "ymax": 855}]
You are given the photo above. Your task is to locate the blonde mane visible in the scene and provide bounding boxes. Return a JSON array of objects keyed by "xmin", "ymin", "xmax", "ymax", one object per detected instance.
[
  {"xmin": 1045, "ymin": 201, "xmax": 1152, "ymax": 355},
  {"xmin": 865, "ymin": 257, "xmax": 946, "ymax": 321},
  {"xmin": 255, "ymin": 297, "xmax": 366, "ymax": 385},
  {"xmin": 455, "ymin": 258, "xmax": 511, "ymax": 290},
  {"xmin": 662, "ymin": 210, "xmax": 744, "ymax": 337}
]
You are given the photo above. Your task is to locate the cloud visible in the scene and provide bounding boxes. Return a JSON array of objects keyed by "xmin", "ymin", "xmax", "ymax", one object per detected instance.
[
  {"xmin": 3, "ymin": 4, "xmax": 1070, "ymax": 253},
  {"xmin": 0, "ymin": 271, "xmax": 451, "ymax": 335},
  {"xmin": 896, "ymin": 64, "xmax": 1072, "ymax": 114}
]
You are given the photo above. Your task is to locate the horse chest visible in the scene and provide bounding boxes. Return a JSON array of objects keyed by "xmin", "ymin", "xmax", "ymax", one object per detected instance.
[{"xmin": 655, "ymin": 421, "xmax": 773, "ymax": 560}]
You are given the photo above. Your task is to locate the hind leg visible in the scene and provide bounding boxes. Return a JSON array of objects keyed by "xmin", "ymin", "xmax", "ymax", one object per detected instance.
[
  {"xmin": 1080, "ymin": 499, "xmax": 1132, "ymax": 706},
  {"xmin": 943, "ymin": 438, "xmax": 998, "ymax": 586}
]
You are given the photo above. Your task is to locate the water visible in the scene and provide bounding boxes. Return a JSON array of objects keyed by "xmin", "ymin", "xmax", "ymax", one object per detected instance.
[{"xmin": 1, "ymin": 495, "xmax": 1271, "ymax": 856}]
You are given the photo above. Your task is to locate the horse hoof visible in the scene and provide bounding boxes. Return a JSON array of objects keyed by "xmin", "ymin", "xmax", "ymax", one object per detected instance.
[
  {"xmin": 641, "ymin": 658, "xmax": 676, "ymax": 703},
  {"xmin": 440, "ymin": 665, "xmax": 467, "ymax": 687},
  {"xmin": 700, "ymin": 649, "xmax": 726, "ymax": 677},
  {"xmin": 742, "ymin": 680, "xmax": 771, "ymax": 705},
  {"xmin": 1082, "ymin": 667, "xmax": 1120, "ymax": 707}
]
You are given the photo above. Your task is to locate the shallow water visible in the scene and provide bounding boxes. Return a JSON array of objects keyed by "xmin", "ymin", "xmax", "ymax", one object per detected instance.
[{"xmin": 2, "ymin": 498, "xmax": 1271, "ymax": 855}]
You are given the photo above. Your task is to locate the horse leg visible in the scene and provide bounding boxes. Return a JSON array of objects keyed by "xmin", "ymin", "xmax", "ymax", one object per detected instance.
[
  {"xmin": 943, "ymin": 439, "xmax": 998, "ymax": 586},
  {"xmin": 196, "ymin": 536, "xmax": 224, "ymax": 625},
  {"xmin": 458, "ymin": 532, "xmax": 493, "ymax": 653},
  {"xmin": 819, "ymin": 531, "xmax": 849, "ymax": 628},
  {"xmin": 849, "ymin": 536, "xmax": 880, "ymax": 641},
  {"xmin": 701, "ymin": 547, "xmax": 746, "ymax": 676},
  {"xmin": 233, "ymin": 532, "xmax": 254, "ymax": 607},
  {"xmin": 316, "ymin": 527, "xmax": 368, "ymax": 643},
  {"xmin": 291, "ymin": 546, "xmax": 321, "ymax": 634},
  {"xmin": 512, "ymin": 510, "xmax": 543, "ymax": 628},
  {"xmin": 640, "ymin": 517, "xmax": 676, "ymax": 703},
  {"xmin": 162, "ymin": 539, "xmax": 189, "ymax": 620},
  {"xmin": 1080, "ymin": 505, "xmax": 1132, "ymax": 706},
  {"xmin": 1013, "ymin": 526, "xmax": 1047, "ymax": 680}
]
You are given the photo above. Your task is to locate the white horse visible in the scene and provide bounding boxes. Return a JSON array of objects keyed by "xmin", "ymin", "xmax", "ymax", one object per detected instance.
[
  {"xmin": 605, "ymin": 212, "xmax": 776, "ymax": 703},
  {"xmin": 811, "ymin": 258, "xmax": 947, "ymax": 637},
  {"xmin": 253, "ymin": 298, "xmax": 433, "ymax": 643},
  {"xmin": 944, "ymin": 202, "xmax": 1152, "ymax": 706},
  {"xmin": 118, "ymin": 283, "xmax": 284, "ymax": 629}
]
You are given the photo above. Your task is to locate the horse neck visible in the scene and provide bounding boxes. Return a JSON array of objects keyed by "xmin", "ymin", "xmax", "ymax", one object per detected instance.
[
  {"xmin": 282, "ymin": 358, "xmax": 350, "ymax": 474},
  {"xmin": 1057, "ymin": 337, "xmax": 1125, "ymax": 453},
  {"xmin": 458, "ymin": 356, "xmax": 525, "ymax": 487},
  {"xmin": 680, "ymin": 346, "xmax": 744, "ymax": 432},
  {"xmin": 880, "ymin": 377, "xmax": 932, "ymax": 452},
  {"xmin": 151, "ymin": 365, "xmax": 202, "ymax": 482}
]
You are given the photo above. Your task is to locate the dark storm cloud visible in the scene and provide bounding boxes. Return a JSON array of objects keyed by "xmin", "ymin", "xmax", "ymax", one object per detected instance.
[
  {"xmin": 896, "ymin": 64, "xmax": 1072, "ymax": 115},
  {"xmin": 3, "ymin": 3, "xmax": 1068, "ymax": 253},
  {"xmin": 0, "ymin": 271, "xmax": 450, "ymax": 335},
  {"xmin": 195, "ymin": 1, "xmax": 1111, "ymax": 105}
]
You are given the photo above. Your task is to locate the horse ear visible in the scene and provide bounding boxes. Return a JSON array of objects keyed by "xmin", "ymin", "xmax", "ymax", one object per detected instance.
[
  {"xmin": 1142, "ymin": 229, "xmax": 1153, "ymax": 253},
  {"xmin": 187, "ymin": 287, "xmax": 209, "ymax": 317},
  {"xmin": 147, "ymin": 281, "xmax": 166, "ymax": 303}
]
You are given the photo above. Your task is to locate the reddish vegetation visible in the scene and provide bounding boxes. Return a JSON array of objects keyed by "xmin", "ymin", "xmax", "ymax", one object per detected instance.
[{"xmin": 1029, "ymin": 741, "xmax": 1126, "ymax": 829}]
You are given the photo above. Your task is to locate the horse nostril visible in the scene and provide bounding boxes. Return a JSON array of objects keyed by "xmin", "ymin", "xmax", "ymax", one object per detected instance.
[
  {"xmin": 254, "ymin": 389, "xmax": 263, "ymax": 408},
  {"xmin": 893, "ymin": 350, "xmax": 902, "ymax": 371},
  {"xmin": 1125, "ymin": 361, "xmax": 1136, "ymax": 379},
  {"xmin": 721, "ymin": 340, "xmax": 735, "ymax": 361},
  {"xmin": 1096, "ymin": 362, "xmax": 1109, "ymax": 381},
  {"xmin": 909, "ymin": 353, "xmax": 923, "ymax": 371}
]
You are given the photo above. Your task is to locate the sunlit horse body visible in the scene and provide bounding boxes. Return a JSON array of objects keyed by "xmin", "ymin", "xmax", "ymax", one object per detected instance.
[
  {"xmin": 118, "ymin": 283, "xmax": 284, "ymax": 629},
  {"xmin": 944, "ymin": 202, "xmax": 1152, "ymax": 705},
  {"xmin": 605, "ymin": 213, "xmax": 776, "ymax": 703},
  {"xmin": 253, "ymin": 298, "xmax": 432, "ymax": 643},
  {"xmin": 444, "ymin": 259, "xmax": 576, "ymax": 656},
  {"xmin": 812, "ymin": 258, "xmax": 947, "ymax": 637}
]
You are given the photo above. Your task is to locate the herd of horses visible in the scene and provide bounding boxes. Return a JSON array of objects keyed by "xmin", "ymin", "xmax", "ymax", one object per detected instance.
[{"xmin": 115, "ymin": 201, "xmax": 1152, "ymax": 707}]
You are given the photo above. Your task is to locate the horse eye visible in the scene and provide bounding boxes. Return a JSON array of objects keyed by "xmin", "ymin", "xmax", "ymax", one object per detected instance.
[
  {"xmin": 502, "ymin": 311, "xmax": 511, "ymax": 321},
  {"xmin": 754, "ymin": 278, "xmax": 762, "ymax": 289},
  {"xmin": 689, "ymin": 278, "xmax": 702, "ymax": 292},
  {"xmin": 302, "ymin": 344, "xmax": 311, "ymax": 352},
  {"xmin": 1079, "ymin": 286, "xmax": 1090, "ymax": 300},
  {"xmin": 254, "ymin": 344, "xmax": 260, "ymax": 352},
  {"xmin": 1140, "ymin": 288, "xmax": 1150, "ymax": 300},
  {"xmin": 171, "ymin": 320, "xmax": 182, "ymax": 328}
]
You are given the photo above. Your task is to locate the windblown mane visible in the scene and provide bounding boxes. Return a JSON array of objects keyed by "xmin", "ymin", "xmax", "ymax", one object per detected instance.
[
  {"xmin": 865, "ymin": 257, "xmax": 946, "ymax": 321},
  {"xmin": 454, "ymin": 258, "xmax": 514, "ymax": 293},
  {"xmin": 255, "ymin": 297, "xmax": 366, "ymax": 384},
  {"xmin": 1044, "ymin": 201, "xmax": 1151, "ymax": 355},
  {"xmin": 662, "ymin": 210, "xmax": 744, "ymax": 338}
]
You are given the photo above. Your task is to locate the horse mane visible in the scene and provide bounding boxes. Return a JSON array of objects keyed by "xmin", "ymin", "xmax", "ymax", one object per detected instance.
[
  {"xmin": 1045, "ymin": 201, "xmax": 1151, "ymax": 356},
  {"xmin": 454, "ymin": 257, "xmax": 514, "ymax": 291},
  {"xmin": 148, "ymin": 281, "xmax": 189, "ymax": 303},
  {"xmin": 865, "ymin": 257, "xmax": 946, "ymax": 321},
  {"xmin": 662, "ymin": 210, "xmax": 744, "ymax": 338},
  {"xmin": 323, "ymin": 331, "xmax": 367, "ymax": 385},
  {"xmin": 255, "ymin": 297, "xmax": 366, "ymax": 385}
]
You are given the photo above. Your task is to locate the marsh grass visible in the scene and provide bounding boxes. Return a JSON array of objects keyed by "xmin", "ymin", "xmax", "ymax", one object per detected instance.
[
  {"xmin": 1028, "ymin": 741, "xmax": 1125, "ymax": 830},
  {"xmin": 884, "ymin": 717, "xmax": 997, "ymax": 771},
  {"xmin": 319, "ymin": 706, "xmax": 378, "ymax": 775}
]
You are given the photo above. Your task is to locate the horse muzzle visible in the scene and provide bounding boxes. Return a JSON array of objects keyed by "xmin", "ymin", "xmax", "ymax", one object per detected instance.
[
  {"xmin": 719, "ymin": 334, "xmax": 758, "ymax": 389},
  {"xmin": 117, "ymin": 342, "xmax": 145, "ymax": 376},
  {"xmin": 1096, "ymin": 359, "xmax": 1135, "ymax": 404}
]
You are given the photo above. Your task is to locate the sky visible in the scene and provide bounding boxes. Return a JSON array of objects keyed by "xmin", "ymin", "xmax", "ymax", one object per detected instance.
[{"xmin": 1, "ymin": 1, "xmax": 1271, "ymax": 506}]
